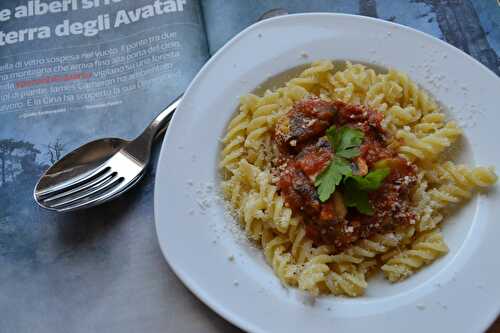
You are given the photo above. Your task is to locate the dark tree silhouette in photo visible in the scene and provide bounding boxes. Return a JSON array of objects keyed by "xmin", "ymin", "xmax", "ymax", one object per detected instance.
[
  {"xmin": 359, "ymin": 0, "xmax": 378, "ymax": 18},
  {"xmin": 358, "ymin": 0, "xmax": 499, "ymax": 75},
  {"xmin": 418, "ymin": 0, "xmax": 499, "ymax": 75},
  {"xmin": 0, "ymin": 139, "xmax": 40, "ymax": 187},
  {"xmin": 46, "ymin": 138, "xmax": 66, "ymax": 165}
]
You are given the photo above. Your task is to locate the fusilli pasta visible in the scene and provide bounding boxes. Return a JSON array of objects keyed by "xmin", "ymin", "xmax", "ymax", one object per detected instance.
[
  {"xmin": 219, "ymin": 60, "xmax": 497, "ymax": 296},
  {"xmin": 381, "ymin": 230, "xmax": 448, "ymax": 282}
]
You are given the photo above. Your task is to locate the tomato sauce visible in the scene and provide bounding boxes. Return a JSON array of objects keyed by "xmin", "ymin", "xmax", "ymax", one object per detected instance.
[
  {"xmin": 273, "ymin": 99, "xmax": 417, "ymax": 250},
  {"xmin": 275, "ymin": 99, "xmax": 336, "ymax": 153}
]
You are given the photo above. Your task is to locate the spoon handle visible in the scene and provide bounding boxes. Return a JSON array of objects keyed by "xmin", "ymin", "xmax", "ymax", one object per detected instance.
[
  {"xmin": 149, "ymin": 94, "xmax": 182, "ymax": 139},
  {"xmin": 124, "ymin": 95, "xmax": 182, "ymax": 162}
]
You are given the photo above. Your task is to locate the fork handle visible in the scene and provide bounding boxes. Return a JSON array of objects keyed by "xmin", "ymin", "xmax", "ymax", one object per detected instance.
[
  {"xmin": 149, "ymin": 94, "xmax": 182, "ymax": 140},
  {"xmin": 124, "ymin": 95, "xmax": 182, "ymax": 162}
]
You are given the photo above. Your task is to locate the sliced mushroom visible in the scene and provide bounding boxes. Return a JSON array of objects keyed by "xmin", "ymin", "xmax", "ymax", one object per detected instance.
[
  {"xmin": 332, "ymin": 191, "xmax": 347, "ymax": 220},
  {"xmin": 354, "ymin": 157, "xmax": 368, "ymax": 176}
]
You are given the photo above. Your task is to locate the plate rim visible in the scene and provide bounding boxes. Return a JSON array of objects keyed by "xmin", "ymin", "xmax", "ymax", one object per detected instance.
[{"xmin": 154, "ymin": 12, "xmax": 500, "ymax": 333}]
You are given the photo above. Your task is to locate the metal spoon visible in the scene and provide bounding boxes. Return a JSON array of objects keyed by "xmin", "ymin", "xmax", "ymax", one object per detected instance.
[
  {"xmin": 34, "ymin": 96, "xmax": 180, "ymax": 212},
  {"xmin": 34, "ymin": 9, "xmax": 289, "ymax": 212}
]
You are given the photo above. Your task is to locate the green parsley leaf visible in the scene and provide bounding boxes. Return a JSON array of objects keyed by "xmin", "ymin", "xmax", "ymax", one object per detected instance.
[
  {"xmin": 337, "ymin": 127, "xmax": 364, "ymax": 151},
  {"xmin": 343, "ymin": 180, "xmax": 374, "ymax": 215},
  {"xmin": 316, "ymin": 124, "xmax": 389, "ymax": 212},
  {"xmin": 315, "ymin": 157, "xmax": 352, "ymax": 202},
  {"xmin": 348, "ymin": 168, "xmax": 391, "ymax": 191},
  {"xmin": 315, "ymin": 126, "xmax": 365, "ymax": 202},
  {"xmin": 342, "ymin": 168, "xmax": 390, "ymax": 215},
  {"xmin": 326, "ymin": 126, "xmax": 341, "ymax": 148},
  {"xmin": 326, "ymin": 126, "xmax": 364, "ymax": 159},
  {"xmin": 336, "ymin": 147, "xmax": 361, "ymax": 159}
]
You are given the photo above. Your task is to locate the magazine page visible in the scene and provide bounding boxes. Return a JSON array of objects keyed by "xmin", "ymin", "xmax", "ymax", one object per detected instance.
[
  {"xmin": 201, "ymin": 0, "xmax": 500, "ymax": 75},
  {"xmin": 0, "ymin": 1, "xmax": 208, "ymax": 329}
]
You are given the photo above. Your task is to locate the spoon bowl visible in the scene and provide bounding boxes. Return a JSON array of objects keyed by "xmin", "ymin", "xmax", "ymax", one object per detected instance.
[
  {"xmin": 35, "ymin": 138, "xmax": 128, "ymax": 193},
  {"xmin": 34, "ymin": 97, "xmax": 180, "ymax": 212},
  {"xmin": 33, "ymin": 11, "xmax": 287, "ymax": 213}
]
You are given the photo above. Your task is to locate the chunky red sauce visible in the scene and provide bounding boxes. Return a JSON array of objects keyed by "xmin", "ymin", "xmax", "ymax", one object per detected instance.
[{"xmin": 273, "ymin": 99, "xmax": 417, "ymax": 250}]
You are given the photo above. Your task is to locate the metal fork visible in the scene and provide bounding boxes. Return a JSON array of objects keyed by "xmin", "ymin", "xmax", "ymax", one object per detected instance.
[
  {"xmin": 34, "ymin": 10, "xmax": 290, "ymax": 212},
  {"xmin": 34, "ymin": 96, "xmax": 181, "ymax": 212}
]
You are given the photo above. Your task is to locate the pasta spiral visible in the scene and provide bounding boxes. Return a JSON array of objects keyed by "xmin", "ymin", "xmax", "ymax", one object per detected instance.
[
  {"xmin": 410, "ymin": 172, "xmax": 443, "ymax": 232},
  {"xmin": 381, "ymin": 230, "xmax": 448, "ymax": 282},
  {"xmin": 221, "ymin": 160, "xmax": 264, "ymax": 240},
  {"xmin": 412, "ymin": 112, "xmax": 446, "ymax": 137},
  {"xmin": 244, "ymin": 94, "xmax": 278, "ymax": 149},
  {"xmin": 262, "ymin": 231, "xmax": 299, "ymax": 286},
  {"xmin": 331, "ymin": 226, "xmax": 415, "ymax": 265},
  {"xmin": 255, "ymin": 170, "xmax": 297, "ymax": 233},
  {"xmin": 364, "ymin": 77, "xmax": 403, "ymax": 113},
  {"xmin": 328, "ymin": 62, "xmax": 378, "ymax": 105},
  {"xmin": 427, "ymin": 164, "xmax": 496, "ymax": 208},
  {"xmin": 413, "ymin": 163, "xmax": 497, "ymax": 232},
  {"xmin": 323, "ymin": 264, "xmax": 368, "ymax": 297},
  {"xmin": 219, "ymin": 96, "xmax": 253, "ymax": 173},
  {"xmin": 287, "ymin": 224, "xmax": 315, "ymax": 264},
  {"xmin": 284, "ymin": 60, "xmax": 333, "ymax": 98},
  {"xmin": 435, "ymin": 161, "xmax": 497, "ymax": 189},
  {"xmin": 386, "ymin": 69, "xmax": 439, "ymax": 115},
  {"xmin": 298, "ymin": 254, "xmax": 334, "ymax": 296},
  {"xmin": 382, "ymin": 105, "xmax": 421, "ymax": 134},
  {"xmin": 396, "ymin": 121, "xmax": 462, "ymax": 162}
]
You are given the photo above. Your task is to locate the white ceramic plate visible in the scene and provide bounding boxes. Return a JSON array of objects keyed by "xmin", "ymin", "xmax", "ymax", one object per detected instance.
[{"xmin": 155, "ymin": 13, "xmax": 500, "ymax": 333}]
